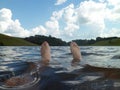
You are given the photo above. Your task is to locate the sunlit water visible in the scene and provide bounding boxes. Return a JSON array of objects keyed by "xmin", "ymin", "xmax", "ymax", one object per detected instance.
[{"xmin": 0, "ymin": 46, "xmax": 120, "ymax": 90}]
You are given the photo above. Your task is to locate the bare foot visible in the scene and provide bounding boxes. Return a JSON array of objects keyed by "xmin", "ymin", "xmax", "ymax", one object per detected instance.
[
  {"xmin": 70, "ymin": 42, "xmax": 82, "ymax": 62},
  {"xmin": 41, "ymin": 41, "xmax": 51, "ymax": 63}
]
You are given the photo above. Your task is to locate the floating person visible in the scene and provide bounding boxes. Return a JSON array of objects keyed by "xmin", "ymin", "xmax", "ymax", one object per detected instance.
[{"xmin": 4, "ymin": 41, "xmax": 81, "ymax": 87}]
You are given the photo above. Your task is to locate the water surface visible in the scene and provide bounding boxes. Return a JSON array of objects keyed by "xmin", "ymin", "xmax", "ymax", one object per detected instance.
[{"xmin": 0, "ymin": 46, "xmax": 120, "ymax": 90}]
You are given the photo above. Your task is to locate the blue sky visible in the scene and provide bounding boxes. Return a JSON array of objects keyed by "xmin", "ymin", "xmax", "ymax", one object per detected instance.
[{"xmin": 0, "ymin": 0, "xmax": 120, "ymax": 41}]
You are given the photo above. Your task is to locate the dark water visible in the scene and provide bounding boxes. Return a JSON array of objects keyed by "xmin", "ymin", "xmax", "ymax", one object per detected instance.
[{"xmin": 0, "ymin": 46, "xmax": 120, "ymax": 90}]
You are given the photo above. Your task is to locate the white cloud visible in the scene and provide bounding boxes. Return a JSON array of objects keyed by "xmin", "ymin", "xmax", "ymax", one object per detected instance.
[
  {"xmin": 0, "ymin": 8, "xmax": 12, "ymax": 21},
  {"xmin": 60, "ymin": 0, "xmax": 120, "ymax": 40},
  {"xmin": 31, "ymin": 25, "xmax": 47, "ymax": 35},
  {"xmin": 46, "ymin": 20, "xmax": 59, "ymax": 30},
  {"xmin": 45, "ymin": 19, "xmax": 60, "ymax": 37},
  {"xmin": 63, "ymin": 4, "xmax": 76, "ymax": 23},
  {"xmin": 0, "ymin": 8, "xmax": 30, "ymax": 37},
  {"xmin": 99, "ymin": 0, "xmax": 106, "ymax": 3},
  {"xmin": 109, "ymin": 28, "xmax": 120, "ymax": 37},
  {"xmin": 62, "ymin": 4, "xmax": 79, "ymax": 37},
  {"xmin": 51, "ymin": 10, "xmax": 63, "ymax": 20},
  {"xmin": 107, "ymin": 0, "xmax": 120, "ymax": 6},
  {"xmin": 5, "ymin": 19, "xmax": 30, "ymax": 37},
  {"xmin": 1, "ymin": 0, "xmax": 120, "ymax": 41},
  {"xmin": 105, "ymin": 0, "xmax": 120, "ymax": 21},
  {"xmin": 47, "ymin": 0, "xmax": 120, "ymax": 40},
  {"xmin": 55, "ymin": 0, "xmax": 67, "ymax": 5},
  {"xmin": 107, "ymin": 6, "xmax": 120, "ymax": 22},
  {"xmin": 54, "ymin": 1, "xmax": 108, "ymax": 39},
  {"xmin": 0, "ymin": 8, "xmax": 48, "ymax": 37},
  {"xmin": 64, "ymin": 23, "xmax": 79, "ymax": 36},
  {"xmin": 0, "ymin": 8, "xmax": 12, "ymax": 32},
  {"xmin": 102, "ymin": 28, "xmax": 120, "ymax": 37},
  {"xmin": 77, "ymin": 0, "xmax": 107, "ymax": 28}
]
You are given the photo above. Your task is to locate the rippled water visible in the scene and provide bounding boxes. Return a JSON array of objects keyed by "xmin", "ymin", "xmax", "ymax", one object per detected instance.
[
  {"xmin": 0, "ymin": 46, "xmax": 120, "ymax": 90},
  {"xmin": 0, "ymin": 46, "xmax": 120, "ymax": 69}
]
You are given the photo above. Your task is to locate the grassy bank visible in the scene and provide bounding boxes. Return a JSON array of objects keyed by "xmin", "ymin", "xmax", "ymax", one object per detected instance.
[
  {"xmin": 0, "ymin": 34, "xmax": 37, "ymax": 46},
  {"xmin": 92, "ymin": 38, "xmax": 120, "ymax": 46}
]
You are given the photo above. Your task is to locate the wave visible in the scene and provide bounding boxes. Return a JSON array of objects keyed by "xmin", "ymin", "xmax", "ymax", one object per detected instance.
[
  {"xmin": 0, "ymin": 53, "xmax": 6, "ymax": 57},
  {"xmin": 111, "ymin": 55, "xmax": 120, "ymax": 59},
  {"xmin": 81, "ymin": 52, "xmax": 105, "ymax": 56}
]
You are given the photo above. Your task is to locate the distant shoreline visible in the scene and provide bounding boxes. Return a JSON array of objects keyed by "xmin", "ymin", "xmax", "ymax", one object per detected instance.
[{"xmin": 0, "ymin": 33, "xmax": 120, "ymax": 46}]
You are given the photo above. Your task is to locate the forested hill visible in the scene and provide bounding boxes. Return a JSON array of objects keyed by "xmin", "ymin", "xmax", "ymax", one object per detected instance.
[
  {"xmin": 25, "ymin": 35, "xmax": 120, "ymax": 46},
  {"xmin": 24, "ymin": 35, "xmax": 67, "ymax": 46}
]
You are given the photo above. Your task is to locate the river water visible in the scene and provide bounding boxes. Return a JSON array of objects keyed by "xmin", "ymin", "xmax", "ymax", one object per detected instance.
[{"xmin": 0, "ymin": 46, "xmax": 120, "ymax": 90}]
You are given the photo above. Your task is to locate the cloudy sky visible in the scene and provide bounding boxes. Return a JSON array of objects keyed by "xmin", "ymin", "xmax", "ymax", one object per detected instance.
[{"xmin": 0, "ymin": 0, "xmax": 120, "ymax": 41}]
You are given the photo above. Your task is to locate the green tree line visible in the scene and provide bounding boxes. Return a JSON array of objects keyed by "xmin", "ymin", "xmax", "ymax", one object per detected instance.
[
  {"xmin": 24, "ymin": 35, "xmax": 68, "ymax": 46},
  {"xmin": 25, "ymin": 35, "xmax": 119, "ymax": 46}
]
